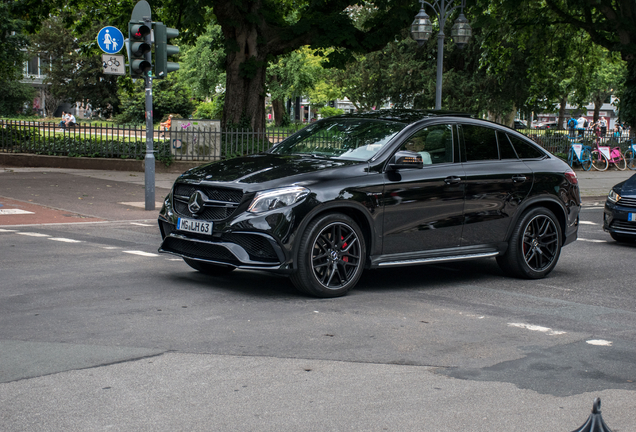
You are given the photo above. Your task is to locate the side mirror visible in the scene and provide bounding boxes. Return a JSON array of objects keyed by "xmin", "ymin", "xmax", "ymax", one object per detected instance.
[{"xmin": 389, "ymin": 150, "xmax": 424, "ymax": 170}]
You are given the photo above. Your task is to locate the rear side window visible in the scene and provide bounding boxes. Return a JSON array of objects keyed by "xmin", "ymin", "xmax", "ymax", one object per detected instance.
[
  {"xmin": 497, "ymin": 131, "xmax": 518, "ymax": 159},
  {"xmin": 507, "ymin": 134, "xmax": 546, "ymax": 159},
  {"xmin": 462, "ymin": 125, "xmax": 498, "ymax": 161}
]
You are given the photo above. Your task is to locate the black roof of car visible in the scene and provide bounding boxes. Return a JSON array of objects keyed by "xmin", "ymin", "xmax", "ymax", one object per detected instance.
[{"xmin": 333, "ymin": 109, "xmax": 473, "ymax": 123}]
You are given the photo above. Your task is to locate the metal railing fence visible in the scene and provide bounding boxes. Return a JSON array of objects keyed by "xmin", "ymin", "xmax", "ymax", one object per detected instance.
[{"xmin": 0, "ymin": 120, "xmax": 304, "ymax": 164}]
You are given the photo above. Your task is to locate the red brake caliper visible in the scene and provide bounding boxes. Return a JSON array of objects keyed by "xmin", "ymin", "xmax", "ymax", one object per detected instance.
[{"xmin": 341, "ymin": 236, "xmax": 348, "ymax": 262}]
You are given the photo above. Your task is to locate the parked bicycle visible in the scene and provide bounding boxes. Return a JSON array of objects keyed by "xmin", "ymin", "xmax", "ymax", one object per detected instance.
[
  {"xmin": 624, "ymin": 139, "xmax": 636, "ymax": 170},
  {"xmin": 591, "ymin": 141, "xmax": 626, "ymax": 171},
  {"xmin": 567, "ymin": 137, "xmax": 592, "ymax": 171}
]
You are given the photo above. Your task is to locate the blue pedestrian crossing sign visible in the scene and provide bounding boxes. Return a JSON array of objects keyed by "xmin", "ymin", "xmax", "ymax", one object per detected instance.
[{"xmin": 97, "ymin": 26, "xmax": 124, "ymax": 54}]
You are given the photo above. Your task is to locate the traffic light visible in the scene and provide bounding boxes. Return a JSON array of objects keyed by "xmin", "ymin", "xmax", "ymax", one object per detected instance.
[
  {"xmin": 154, "ymin": 23, "xmax": 179, "ymax": 78},
  {"xmin": 128, "ymin": 21, "xmax": 152, "ymax": 77}
]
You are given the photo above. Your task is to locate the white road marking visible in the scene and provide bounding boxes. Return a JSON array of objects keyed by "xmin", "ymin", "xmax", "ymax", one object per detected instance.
[
  {"xmin": 0, "ymin": 209, "xmax": 34, "ymax": 215},
  {"xmin": 130, "ymin": 223, "xmax": 153, "ymax": 227},
  {"xmin": 587, "ymin": 339, "xmax": 612, "ymax": 346},
  {"xmin": 508, "ymin": 323, "xmax": 566, "ymax": 336},
  {"xmin": 102, "ymin": 246, "xmax": 119, "ymax": 249},
  {"xmin": 578, "ymin": 238, "xmax": 608, "ymax": 243},
  {"xmin": 123, "ymin": 250, "xmax": 159, "ymax": 257},
  {"xmin": 17, "ymin": 232, "xmax": 49, "ymax": 237},
  {"xmin": 48, "ymin": 237, "xmax": 82, "ymax": 243},
  {"xmin": 166, "ymin": 258, "xmax": 181, "ymax": 261},
  {"xmin": 0, "ymin": 228, "xmax": 18, "ymax": 232},
  {"xmin": 579, "ymin": 221, "xmax": 598, "ymax": 225}
]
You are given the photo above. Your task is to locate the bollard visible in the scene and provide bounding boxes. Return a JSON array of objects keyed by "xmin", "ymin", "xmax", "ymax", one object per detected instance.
[{"xmin": 570, "ymin": 398, "xmax": 613, "ymax": 432}]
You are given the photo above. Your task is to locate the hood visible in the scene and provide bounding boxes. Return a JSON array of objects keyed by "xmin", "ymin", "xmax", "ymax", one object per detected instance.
[
  {"xmin": 177, "ymin": 154, "xmax": 365, "ymax": 188},
  {"xmin": 618, "ymin": 173, "xmax": 636, "ymax": 196}
]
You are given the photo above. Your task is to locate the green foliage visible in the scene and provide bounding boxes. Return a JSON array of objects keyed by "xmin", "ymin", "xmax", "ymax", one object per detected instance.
[
  {"xmin": 1, "ymin": 125, "xmax": 173, "ymax": 166},
  {"xmin": 0, "ymin": 3, "xmax": 30, "ymax": 84},
  {"xmin": 318, "ymin": 107, "xmax": 344, "ymax": 118},
  {"xmin": 180, "ymin": 22, "xmax": 226, "ymax": 99},
  {"xmin": 0, "ymin": 81, "xmax": 36, "ymax": 116},
  {"xmin": 116, "ymin": 74, "xmax": 196, "ymax": 124}
]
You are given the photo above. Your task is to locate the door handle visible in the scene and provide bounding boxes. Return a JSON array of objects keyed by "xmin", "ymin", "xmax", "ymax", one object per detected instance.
[
  {"xmin": 444, "ymin": 176, "xmax": 462, "ymax": 185},
  {"xmin": 512, "ymin": 175, "xmax": 527, "ymax": 183}
]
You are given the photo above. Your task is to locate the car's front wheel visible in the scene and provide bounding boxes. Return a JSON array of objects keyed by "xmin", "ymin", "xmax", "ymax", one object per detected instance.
[
  {"xmin": 497, "ymin": 208, "xmax": 562, "ymax": 278},
  {"xmin": 291, "ymin": 213, "xmax": 366, "ymax": 298},
  {"xmin": 183, "ymin": 258, "xmax": 235, "ymax": 275}
]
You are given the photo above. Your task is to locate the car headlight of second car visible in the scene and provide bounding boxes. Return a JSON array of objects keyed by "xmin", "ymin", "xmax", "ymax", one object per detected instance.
[
  {"xmin": 607, "ymin": 189, "xmax": 621, "ymax": 203},
  {"xmin": 248, "ymin": 186, "xmax": 310, "ymax": 213}
]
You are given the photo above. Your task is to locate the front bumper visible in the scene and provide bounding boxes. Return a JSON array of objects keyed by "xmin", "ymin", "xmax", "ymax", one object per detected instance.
[
  {"xmin": 603, "ymin": 201, "xmax": 636, "ymax": 237},
  {"xmin": 157, "ymin": 194, "xmax": 295, "ymax": 272}
]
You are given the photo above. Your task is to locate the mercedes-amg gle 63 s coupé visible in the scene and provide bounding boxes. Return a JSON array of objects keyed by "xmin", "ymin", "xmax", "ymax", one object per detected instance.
[{"xmin": 158, "ymin": 110, "xmax": 581, "ymax": 297}]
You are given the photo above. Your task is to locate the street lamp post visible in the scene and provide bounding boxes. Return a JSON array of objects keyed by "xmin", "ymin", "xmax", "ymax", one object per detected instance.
[{"xmin": 410, "ymin": 0, "xmax": 472, "ymax": 110}]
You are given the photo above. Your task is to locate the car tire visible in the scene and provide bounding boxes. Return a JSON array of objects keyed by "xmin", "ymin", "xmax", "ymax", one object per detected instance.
[
  {"xmin": 183, "ymin": 258, "xmax": 235, "ymax": 275},
  {"xmin": 291, "ymin": 213, "xmax": 366, "ymax": 298},
  {"xmin": 497, "ymin": 207, "xmax": 562, "ymax": 279},
  {"xmin": 610, "ymin": 232, "xmax": 634, "ymax": 243}
]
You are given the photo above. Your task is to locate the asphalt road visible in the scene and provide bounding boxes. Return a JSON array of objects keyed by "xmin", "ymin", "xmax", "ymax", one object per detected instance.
[{"xmin": 1, "ymin": 166, "xmax": 635, "ymax": 431}]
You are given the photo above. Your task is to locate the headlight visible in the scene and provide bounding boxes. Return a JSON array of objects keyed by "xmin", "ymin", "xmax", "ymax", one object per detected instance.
[
  {"xmin": 247, "ymin": 186, "xmax": 310, "ymax": 213},
  {"xmin": 607, "ymin": 189, "xmax": 621, "ymax": 203}
]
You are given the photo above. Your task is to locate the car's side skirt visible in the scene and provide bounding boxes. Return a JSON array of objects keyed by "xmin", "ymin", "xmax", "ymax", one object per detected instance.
[{"xmin": 369, "ymin": 245, "xmax": 501, "ymax": 268}]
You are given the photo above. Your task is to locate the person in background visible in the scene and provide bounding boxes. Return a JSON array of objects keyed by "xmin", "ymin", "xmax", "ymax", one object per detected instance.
[
  {"xmin": 600, "ymin": 117, "xmax": 608, "ymax": 137},
  {"xmin": 65, "ymin": 112, "xmax": 76, "ymax": 129},
  {"xmin": 160, "ymin": 114, "xmax": 172, "ymax": 138},
  {"xmin": 576, "ymin": 114, "xmax": 587, "ymax": 138},
  {"xmin": 567, "ymin": 114, "xmax": 578, "ymax": 138},
  {"xmin": 59, "ymin": 111, "xmax": 67, "ymax": 129}
]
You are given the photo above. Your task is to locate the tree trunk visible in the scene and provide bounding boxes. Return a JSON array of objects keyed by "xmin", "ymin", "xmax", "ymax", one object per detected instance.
[
  {"xmin": 558, "ymin": 96, "xmax": 567, "ymax": 129},
  {"xmin": 504, "ymin": 103, "xmax": 516, "ymax": 128},
  {"xmin": 272, "ymin": 98, "xmax": 285, "ymax": 126},
  {"xmin": 593, "ymin": 94, "xmax": 602, "ymax": 123},
  {"xmin": 621, "ymin": 56, "xmax": 636, "ymax": 138},
  {"xmin": 218, "ymin": 5, "xmax": 268, "ymax": 131}
]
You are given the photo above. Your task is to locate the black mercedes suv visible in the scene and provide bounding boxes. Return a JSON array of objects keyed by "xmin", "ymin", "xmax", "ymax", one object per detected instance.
[{"xmin": 158, "ymin": 110, "xmax": 581, "ymax": 297}]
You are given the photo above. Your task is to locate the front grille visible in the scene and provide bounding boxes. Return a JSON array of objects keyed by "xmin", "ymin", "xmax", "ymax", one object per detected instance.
[
  {"xmin": 162, "ymin": 237, "xmax": 238, "ymax": 263},
  {"xmin": 174, "ymin": 184, "xmax": 243, "ymax": 203},
  {"xmin": 174, "ymin": 200, "xmax": 236, "ymax": 220},
  {"xmin": 619, "ymin": 197, "xmax": 636, "ymax": 208},
  {"xmin": 223, "ymin": 233, "xmax": 279, "ymax": 262},
  {"xmin": 172, "ymin": 183, "xmax": 244, "ymax": 221},
  {"xmin": 610, "ymin": 220, "xmax": 636, "ymax": 233}
]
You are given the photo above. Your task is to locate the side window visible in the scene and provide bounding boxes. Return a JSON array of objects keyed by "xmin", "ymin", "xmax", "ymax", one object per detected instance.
[
  {"xmin": 399, "ymin": 124, "xmax": 453, "ymax": 164},
  {"xmin": 507, "ymin": 134, "xmax": 547, "ymax": 159},
  {"xmin": 462, "ymin": 125, "xmax": 499, "ymax": 161},
  {"xmin": 497, "ymin": 131, "xmax": 518, "ymax": 159}
]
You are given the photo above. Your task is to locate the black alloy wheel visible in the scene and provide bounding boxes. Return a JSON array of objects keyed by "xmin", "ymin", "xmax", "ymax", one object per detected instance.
[
  {"xmin": 184, "ymin": 258, "xmax": 235, "ymax": 275},
  {"xmin": 291, "ymin": 213, "xmax": 366, "ymax": 297},
  {"xmin": 497, "ymin": 208, "xmax": 562, "ymax": 279}
]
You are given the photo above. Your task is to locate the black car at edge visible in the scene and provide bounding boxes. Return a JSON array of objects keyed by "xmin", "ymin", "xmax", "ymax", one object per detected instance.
[
  {"xmin": 603, "ymin": 173, "xmax": 636, "ymax": 243},
  {"xmin": 158, "ymin": 110, "xmax": 581, "ymax": 297}
]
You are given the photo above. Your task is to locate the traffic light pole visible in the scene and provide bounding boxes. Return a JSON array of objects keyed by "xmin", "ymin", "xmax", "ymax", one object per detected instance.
[{"xmin": 143, "ymin": 16, "xmax": 155, "ymax": 211}]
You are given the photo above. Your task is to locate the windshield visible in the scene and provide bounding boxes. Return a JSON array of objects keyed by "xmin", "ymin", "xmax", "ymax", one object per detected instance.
[{"xmin": 270, "ymin": 118, "xmax": 406, "ymax": 161}]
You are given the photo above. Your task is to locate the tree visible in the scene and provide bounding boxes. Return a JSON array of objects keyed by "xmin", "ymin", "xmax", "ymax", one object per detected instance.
[
  {"xmin": 0, "ymin": 2, "xmax": 35, "ymax": 116},
  {"xmin": 181, "ymin": 22, "xmax": 226, "ymax": 100},
  {"xmin": 267, "ymin": 47, "xmax": 332, "ymax": 125},
  {"xmin": 207, "ymin": 0, "xmax": 418, "ymax": 129},
  {"xmin": 538, "ymin": 0, "xmax": 636, "ymax": 131},
  {"xmin": 116, "ymin": 73, "xmax": 196, "ymax": 124}
]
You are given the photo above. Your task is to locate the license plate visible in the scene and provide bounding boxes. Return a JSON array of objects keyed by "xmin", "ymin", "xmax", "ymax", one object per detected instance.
[
  {"xmin": 629, "ymin": 213, "xmax": 636, "ymax": 222},
  {"xmin": 177, "ymin": 217, "xmax": 212, "ymax": 235}
]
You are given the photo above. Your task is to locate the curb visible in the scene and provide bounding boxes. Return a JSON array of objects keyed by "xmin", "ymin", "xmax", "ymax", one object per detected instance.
[{"xmin": 0, "ymin": 153, "xmax": 206, "ymax": 174}]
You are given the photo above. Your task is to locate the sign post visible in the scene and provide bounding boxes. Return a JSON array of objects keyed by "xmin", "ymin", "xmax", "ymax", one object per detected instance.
[{"xmin": 130, "ymin": 0, "xmax": 155, "ymax": 211}]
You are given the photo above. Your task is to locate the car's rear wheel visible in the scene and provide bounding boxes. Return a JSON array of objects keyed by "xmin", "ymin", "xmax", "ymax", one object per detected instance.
[
  {"xmin": 610, "ymin": 232, "xmax": 634, "ymax": 243},
  {"xmin": 497, "ymin": 208, "xmax": 562, "ymax": 279},
  {"xmin": 291, "ymin": 213, "xmax": 366, "ymax": 298},
  {"xmin": 184, "ymin": 258, "xmax": 235, "ymax": 275}
]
